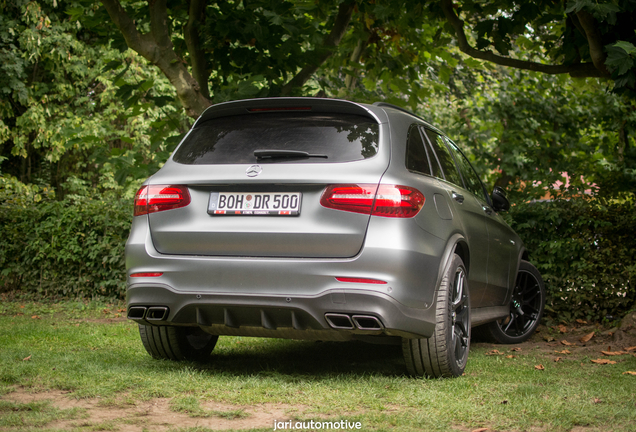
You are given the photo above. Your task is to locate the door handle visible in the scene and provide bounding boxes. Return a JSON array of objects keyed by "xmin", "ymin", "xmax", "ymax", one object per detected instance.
[
  {"xmin": 452, "ymin": 192, "xmax": 464, "ymax": 204},
  {"xmin": 482, "ymin": 205, "xmax": 493, "ymax": 215}
]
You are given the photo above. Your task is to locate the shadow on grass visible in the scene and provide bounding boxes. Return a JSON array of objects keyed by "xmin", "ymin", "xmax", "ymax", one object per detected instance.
[{"xmin": 150, "ymin": 338, "xmax": 407, "ymax": 378}]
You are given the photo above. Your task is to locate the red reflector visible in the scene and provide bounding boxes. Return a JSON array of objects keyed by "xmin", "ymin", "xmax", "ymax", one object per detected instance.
[
  {"xmin": 320, "ymin": 184, "xmax": 424, "ymax": 218},
  {"xmin": 134, "ymin": 185, "xmax": 191, "ymax": 216},
  {"xmin": 247, "ymin": 107, "xmax": 311, "ymax": 112},
  {"xmin": 335, "ymin": 277, "xmax": 387, "ymax": 285},
  {"xmin": 130, "ymin": 272, "xmax": 164, "ymax": 278}
]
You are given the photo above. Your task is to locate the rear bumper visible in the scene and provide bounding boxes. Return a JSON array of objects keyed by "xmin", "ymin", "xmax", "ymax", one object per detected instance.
[
  {"xmin": 125, "ymin": 215, "xmax": 445, "ymax": 340},
  {"xmin": 127, "ymin": 283, "xmax": 436, "ymax": 340}
]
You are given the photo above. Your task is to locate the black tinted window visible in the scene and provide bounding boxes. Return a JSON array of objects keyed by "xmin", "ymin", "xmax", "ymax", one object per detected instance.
[
  {"xmin": 173, "ymin": 113, "xmax": 379, "ymax": 164},
  {"xmin": 405, "ymin": 124, "xmax": 431, "ymax": 175},
  {"xmin": 423, "ymin": 129, "xmax": 462, "ymax": 185},
  {"xmin": 446, "ymin": 139, "xmax": 486, "ymax": 199}
]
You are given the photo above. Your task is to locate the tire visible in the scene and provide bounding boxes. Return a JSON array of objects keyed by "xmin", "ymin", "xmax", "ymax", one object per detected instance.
[
  {"xmin": 402, "ymin": 254, "xmax": 471, "ymax": 378},
  {"xmin": 479, "ymin": 260, "xmax": 545, "ymax": 344},
  {"xmin": 138, "ymin": 324, "xmax": 218, "ymax": 361}
]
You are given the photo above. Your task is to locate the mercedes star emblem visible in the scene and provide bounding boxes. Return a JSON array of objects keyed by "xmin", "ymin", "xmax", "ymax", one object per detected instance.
[{"xmin": 246, "ymin": 165, "xmax": 262, "ymax": 177}]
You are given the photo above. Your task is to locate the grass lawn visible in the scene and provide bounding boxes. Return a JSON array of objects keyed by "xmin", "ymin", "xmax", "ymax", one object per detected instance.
[{"xmin": 0, "ymin": 301, "xmax": 635, "ymax": 432}]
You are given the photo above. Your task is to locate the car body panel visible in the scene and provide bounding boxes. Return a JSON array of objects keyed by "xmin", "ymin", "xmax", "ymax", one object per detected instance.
[{"xmin": 126, "ymin": 97, "xmax": 525, "ymax": 344}]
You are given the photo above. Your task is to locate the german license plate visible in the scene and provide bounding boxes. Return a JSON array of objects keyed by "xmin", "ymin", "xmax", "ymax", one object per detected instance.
[{"xmin": 208, "ymin": 192, "xmax": 301, "ymax": 216}]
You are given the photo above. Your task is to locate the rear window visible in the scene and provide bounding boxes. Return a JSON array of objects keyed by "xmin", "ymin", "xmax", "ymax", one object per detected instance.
[{"xmin": 173, "ymin": 112, "xmax": 379, "ymax": 164}]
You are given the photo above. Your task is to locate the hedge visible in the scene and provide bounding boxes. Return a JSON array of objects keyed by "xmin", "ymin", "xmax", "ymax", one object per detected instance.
[
  {"xmin": 1, "ymin": 190, "xmax": 634, "ymax": 322},
  {"xmin": 506, "ymin": 199, "xmax": 636, "ymax": 323},
  {"xmin": 0, "ymin": 193, "xmax": 130, "ymax": 300}
]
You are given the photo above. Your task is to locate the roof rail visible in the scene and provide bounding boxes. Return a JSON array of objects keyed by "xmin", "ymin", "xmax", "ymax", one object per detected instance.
[{"xmin": 373, "ymin": 102, "xmax": 427, "ymax": 122}]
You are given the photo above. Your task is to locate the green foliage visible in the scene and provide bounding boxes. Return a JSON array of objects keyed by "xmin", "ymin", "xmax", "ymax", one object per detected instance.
[
  {"xmin": 425, "ymin": 69, "xmax": 636, "ymax": 202},
  {"xmin": 506, "ymin": 199, "xmax": 636, "ymax": 323},
  {"xmin": 433, "ymin": 0, "xmax": 636, "ymax": 94},
  {"xmin": 0, "ymin": 177, "xmax": 130, "ymax": 300},
  {"xmin": 0, "ymin": 0, "xmax": 190, "ymax": 196}
]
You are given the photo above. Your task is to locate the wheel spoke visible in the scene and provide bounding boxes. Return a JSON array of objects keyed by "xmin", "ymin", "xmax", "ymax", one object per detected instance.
[
  {"xmin": 503, "ymin": 314, "xmax": 515, "ymax": 332},
  {"xmin": 523, "ymin": 291, "xmax": 539, "ymax": 302},
  {"xmin": 452, "ymin": 269, "xmax": 465, "ymax": 307}
]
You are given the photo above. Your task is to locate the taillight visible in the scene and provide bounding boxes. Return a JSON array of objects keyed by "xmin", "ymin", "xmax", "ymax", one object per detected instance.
[
  {"xmin": 130, "ymin": 272, "xmax": 164, "ymax": 277},
  {"xmin": 134, "ymin": 185, "xmax": 191, "ymax": 216},
  {"xmin": 335, "ymin": 277, "xmax": 387, "ymax": 284},
  {"xmin": 320, "ymin": 184, "xmax": 424, "ymax": 218}
]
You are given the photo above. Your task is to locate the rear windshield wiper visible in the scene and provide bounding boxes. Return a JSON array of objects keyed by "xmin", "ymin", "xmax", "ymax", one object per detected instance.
[{"xmin": 254, "ymin": 149, "xmax": 328, "ymax": 159}]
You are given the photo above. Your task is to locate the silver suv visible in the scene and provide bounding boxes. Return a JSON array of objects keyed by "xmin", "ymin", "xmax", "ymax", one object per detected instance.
[{"xmin": 126, "ymin": 97, "xmax": 545, "ymax": 378}]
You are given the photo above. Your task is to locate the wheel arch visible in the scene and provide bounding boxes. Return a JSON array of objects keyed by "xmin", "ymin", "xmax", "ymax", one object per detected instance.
[
  {"xmin": 504, "ymin": 246, "xmax": 529, "ymax": 304},
  {"xmin": 436, "ymin": 233, "xmax": 469, "ymax": 294}
]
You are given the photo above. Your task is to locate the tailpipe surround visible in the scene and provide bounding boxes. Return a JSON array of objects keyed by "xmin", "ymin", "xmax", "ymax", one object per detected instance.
[
  {"xmin": 352, "ymin": 315, "xmax": 384, "ymax": 330},
  {"xmin": 127, "ymin": 306, "xmax": 147, "ymax": 319},
  {"xmin": 324, "ymin": 313, "xmax": 354, "ymax": 329},
  {"xmin": 146, "ymin": 306, "xmax": 169, "ymax": 321},
  {"xmin": 127, "ymin": 306, "xmax": 169, "ymax": 321}
]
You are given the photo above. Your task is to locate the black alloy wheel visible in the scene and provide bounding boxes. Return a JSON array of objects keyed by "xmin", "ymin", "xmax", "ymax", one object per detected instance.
[
  {"xmin": 451, "ymin": 265, "xmax": 470, "ymax": 368},
  {"xmin": 478, "ymin": 260, "xmax": 545, "ymax": 344}
]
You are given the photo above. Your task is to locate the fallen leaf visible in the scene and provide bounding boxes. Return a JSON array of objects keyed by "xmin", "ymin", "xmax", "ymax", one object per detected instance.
[
  {"xmin": 576, "ymin": 319, "xmax": 587, "ymax": 324},
  {"xmin": 591, "ymin": 359, "xmax": 616, "ymax": 365},
  {"xmin": 601, "ymin": 351, "xmax": 628, "ymax": 356},
  {"xmin": 471, "ymin": 428, "xmax": 489, "ymax": 432},
  {"xmin": 622, "ymin": 371, "xmax": 636, "ymax": 376},
  {"xmin": 555, "ymin": 349, "xmax": 571, "ymax": 354},
  {"xmin": 102, "ymin": 308, "xmax": 110, "ymax": 314},
  {"xmin": 544, "ymin": 336, "xmax": 555, "ymax": 342},
  {"xmin": 31, "ymin": 315, "xmax": 40, "ymax": 319},
  {"xmin": 561, "ymin": 340, "xmax": 576, "ymax": 346},
  {"xmin": 554, "ymin": 357, "xmax": 563, "ymax": 362},
  {"xmin": 506, "ymin": 355, "xmax": 516, "ymax": 359},
  {"xmin": 535, "ymin": 364, "xmax": 545, "ymax": 370},
  {"xmin": 486, "ymin": 350, "xmax": 504, "ymax": 356},
  {"xmin": 580, "ymin": 332, "xmax": 595, "ymax": 343},
  {"xmin": 557, "ymin": 324, "xmax": 568, "ymax": 333},
  {"xmin": 510, "ymin": 347, "xmax": 522, "ymax": 352},
  {"xmin": 501, "ymin": 400, "xmax": 508, "ymax": 404},
  {"xmin": 593, "ymin": 398, "xmax": 602, "ymax": 404},
  {"xmin": 19, "ymin": 305, "xmax": 25, "ymax": 309},
  {"xmin": 625, "ymin": 346, "xmax": 636, "ymax": 352},
  {"xmin": 117, "ymin": 308, "xmax": 126, "ymax": 313},
  {"xmin": 22, "ymin": 355, "xmax": 31, "ymax": 361}
]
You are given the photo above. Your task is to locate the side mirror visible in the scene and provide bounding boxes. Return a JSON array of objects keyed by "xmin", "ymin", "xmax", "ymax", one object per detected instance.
[{"xmin": 491, "ymin": 186, "xmax": 510, "ymax": 212}]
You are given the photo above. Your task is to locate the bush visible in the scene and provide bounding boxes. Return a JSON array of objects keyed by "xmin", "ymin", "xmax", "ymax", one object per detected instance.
[
  {"xmin": 0, "ymin": 186, "xmax": 131, "ymax": 300},
  {"xmin": 506, "ymin": 199, "xmax": 636, "ymax": 323}
]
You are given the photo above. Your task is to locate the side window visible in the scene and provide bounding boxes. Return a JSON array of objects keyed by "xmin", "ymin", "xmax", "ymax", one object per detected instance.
[
  {"xmin": 405, "ymin": 124, "xmax": 431, "ymax": 176},
  {"xmin": 446, "ymin": 138, "xmax": 487, "ymax": 200},
  {"xmin": 423, "ymin": 129, "xmax": 462, "ymax": 186}
]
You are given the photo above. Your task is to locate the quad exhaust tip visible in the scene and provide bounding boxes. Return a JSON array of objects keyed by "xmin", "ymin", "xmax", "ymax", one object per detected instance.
[
  {"xmin": 127, "ymin": 306, "xmax": 169, "ymax": 321},
  {"xmin": 325, "ymin": 313, "xmax": 384, "ymax": 331},
  {"xmin": 324, "ymin": 313, "xmax": 354, "ymax": 329},
  {"xmin": 352, "ymin": 315, "xmax": 384, "ymax": 330}
]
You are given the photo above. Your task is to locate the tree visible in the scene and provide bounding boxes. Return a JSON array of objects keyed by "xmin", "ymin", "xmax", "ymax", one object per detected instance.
[
  {"xmin": 70, "ymin": 0, "xmax": 465, "ymax": 117},
  {"xmin": 423, "ymin": 68, "xmax": 636, "ymax": 201},
  {"xmin": 0, "ymin": 0, "xmax": 190, "ymax": 198},
  {"xmin": 433, "ymin": 0, "xmax": 636, "ymax": 94}
]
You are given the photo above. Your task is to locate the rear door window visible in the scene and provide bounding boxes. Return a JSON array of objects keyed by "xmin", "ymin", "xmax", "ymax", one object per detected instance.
[
  {"xmin": 405, "ymin": 124, "xmax": 431, "ymax": 175},
  {"xmin": 173, "ymin": 112, "xmax": 379, "ymax": 164},
  {"xmin": 445, "ymin": 138, "xmax": 488, "ymax": 200},
  {"xmin": 423, "ymin": 129, "xmax": 462, "ymax": 186}
]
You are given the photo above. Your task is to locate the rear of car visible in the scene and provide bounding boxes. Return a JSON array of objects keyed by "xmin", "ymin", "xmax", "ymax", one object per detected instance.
[
  {"xmin": 125, "ymin": 97, "xmax": 545, "ymax": 378},
  {"xmin": 126, "ymin": 98, "xmax": 445, "ymax": 343}
]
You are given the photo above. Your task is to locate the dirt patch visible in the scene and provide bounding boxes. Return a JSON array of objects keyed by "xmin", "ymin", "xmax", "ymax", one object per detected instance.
[
  {"xmin": 3, "ymin": 388, "xmax": 301, "ymax": 431},
  {"xmin": 474, "ymin": 318, "xmax": 636, "ymax": 362}
]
